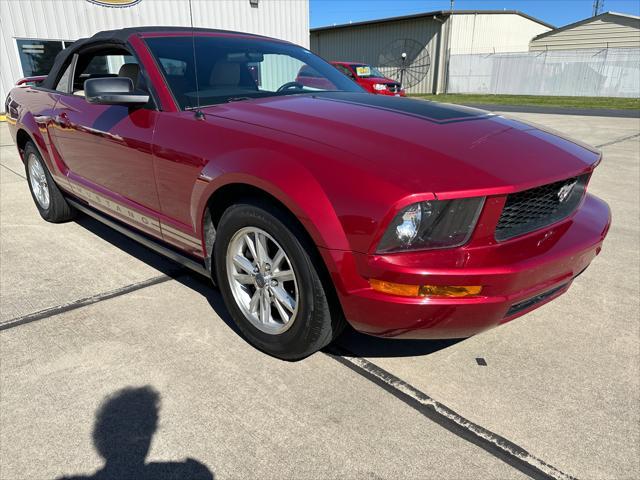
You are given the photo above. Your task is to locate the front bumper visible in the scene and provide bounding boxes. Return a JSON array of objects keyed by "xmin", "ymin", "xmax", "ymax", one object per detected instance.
[
  {"xmin": 324, "ymin": 194, "xmax": 611, "ymax": 338},
  {"xmin": 375, "ymin": 89, "xmax": 406, "ymax": 97}
]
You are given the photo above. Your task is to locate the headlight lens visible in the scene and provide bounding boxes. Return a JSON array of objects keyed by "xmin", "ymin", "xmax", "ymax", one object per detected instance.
[
  {"xmin": 377, "ymin": 197, "xmax": 485, "ymax": 253},
  {"xmin": 373, "ymin": 83, "xmax": 387, "ymax": 91}
]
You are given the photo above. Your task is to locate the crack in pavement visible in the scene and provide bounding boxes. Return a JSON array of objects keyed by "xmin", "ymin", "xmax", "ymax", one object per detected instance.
[
  {"xmin": 0, "ymin": 273, "xmax": 178, "ymax": 331},
  {"xmin": 595, "ymin": 132, "xmax": 640, "ymax": 148},
  {"xmin": 0, "ymin": 163, "xmax": 26, "ymax": 179}
]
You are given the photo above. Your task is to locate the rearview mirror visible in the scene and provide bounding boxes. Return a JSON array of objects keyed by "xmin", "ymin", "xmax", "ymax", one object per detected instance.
[
  {"xmin": 84, "ymin": 77, "xmax": 149, "ymax": 106},
  {"xmin": 226, "ymin": 52, "xmax": 264, "ymax": 63}
]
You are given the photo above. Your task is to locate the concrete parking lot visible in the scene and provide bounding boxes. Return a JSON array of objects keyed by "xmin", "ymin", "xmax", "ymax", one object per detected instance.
[{"xmin": 1, "ymin": 111, "xmax": 638, "ymax": 480}]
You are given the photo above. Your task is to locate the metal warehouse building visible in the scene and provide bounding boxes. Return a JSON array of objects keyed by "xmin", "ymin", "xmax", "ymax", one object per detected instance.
[
  {"xmin": 530, "ymin": 11, "xmax": 640, "ymax": 51},
  {"xmin": 0, "ymin": 0, "xmax": 309, "ymax": 102},
  {"xmin": 310, "ymin": 10, "xmax": 553, "ymax": 94}
]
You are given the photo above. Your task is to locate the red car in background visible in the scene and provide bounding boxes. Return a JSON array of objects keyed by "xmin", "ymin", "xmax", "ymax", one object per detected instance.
[
  {"xmin": 6, "ymin": 27, "xmax": 610, "ymax": 360},
  {"xmin": 332, "ymin": 61, "xmax": 406, "ymax": 96}
]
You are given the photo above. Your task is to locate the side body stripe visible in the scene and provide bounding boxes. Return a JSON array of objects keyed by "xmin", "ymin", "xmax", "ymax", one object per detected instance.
[{"xmin": 64, "ymin": 179, "xmax": 203, "ymax": 255}]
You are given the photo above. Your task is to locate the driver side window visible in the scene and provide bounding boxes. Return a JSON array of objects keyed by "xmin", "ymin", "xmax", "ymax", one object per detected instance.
[{"xmin": 72, "ymin": 49, "xmax": 139, "ymax": 97}]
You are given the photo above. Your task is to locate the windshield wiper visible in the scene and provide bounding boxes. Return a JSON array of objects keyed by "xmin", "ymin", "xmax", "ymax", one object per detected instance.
[{"xmin": 226, "ymin": 96, "xmax": 253, "ymax": 103}]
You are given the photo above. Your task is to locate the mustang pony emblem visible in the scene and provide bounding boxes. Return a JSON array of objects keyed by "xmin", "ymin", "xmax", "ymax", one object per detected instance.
[
  {"xmin": 86, "ymin": 0, "xmax": 141, "ymax": 7},
  {"xmin": 558, "ymin": 180, "xmax": 577, "ymax": 203}
]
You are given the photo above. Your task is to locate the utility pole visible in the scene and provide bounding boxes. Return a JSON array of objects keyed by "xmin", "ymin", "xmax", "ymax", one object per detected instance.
[{"xmin": 592, "ymin": 0, "xmax": 604, "ymax": 16}]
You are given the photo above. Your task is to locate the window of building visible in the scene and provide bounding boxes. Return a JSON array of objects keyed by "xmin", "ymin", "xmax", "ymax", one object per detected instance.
[{"xmin": 16, "ymin": 39, "xmax": 73, "ymax": 77}]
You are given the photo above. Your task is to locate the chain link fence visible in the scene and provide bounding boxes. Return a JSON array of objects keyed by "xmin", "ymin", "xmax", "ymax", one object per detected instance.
[{"xmin": 447, "ymin": 48, "xmax": 640, "ymax": 97}]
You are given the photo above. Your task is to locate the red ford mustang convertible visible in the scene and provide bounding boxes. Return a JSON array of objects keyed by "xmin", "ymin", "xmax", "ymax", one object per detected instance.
[{"xmin": 6, "ymin": 27, "xmax": 610, "ymax": 359}]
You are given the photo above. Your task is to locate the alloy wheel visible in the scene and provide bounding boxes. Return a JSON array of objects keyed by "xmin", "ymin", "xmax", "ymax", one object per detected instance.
[
  {"xmin": 226, "ymin": 227, "xmax": 299, "ymax": 335},
  {"xmin": 28, "ymin": 154, "xmax": 50, "ymax": 210}
]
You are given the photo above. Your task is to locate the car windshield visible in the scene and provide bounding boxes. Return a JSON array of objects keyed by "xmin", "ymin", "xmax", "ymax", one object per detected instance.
[
  {"xmin": 144, "ymin": 35, "xmax": 363, "ymax": 109},
  {"xmin": 351, "ymin": 64, "xmax": 386, "ymax": 78}
]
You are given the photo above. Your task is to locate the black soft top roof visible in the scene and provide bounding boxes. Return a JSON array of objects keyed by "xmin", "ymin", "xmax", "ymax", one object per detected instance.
[{"xmin": 41, "ymin": 26, "xmax": 275, "ymax": 90}]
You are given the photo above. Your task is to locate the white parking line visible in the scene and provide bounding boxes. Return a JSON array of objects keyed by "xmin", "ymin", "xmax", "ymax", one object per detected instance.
[{"xmin": 328, "ymin": 350, "xmax": 576, "ymax": 480}]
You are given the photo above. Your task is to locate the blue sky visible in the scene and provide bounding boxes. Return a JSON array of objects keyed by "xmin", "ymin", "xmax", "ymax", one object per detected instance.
[{"xmin": 310, "ymin": 0, "xmax": 640, "ymax": 29}]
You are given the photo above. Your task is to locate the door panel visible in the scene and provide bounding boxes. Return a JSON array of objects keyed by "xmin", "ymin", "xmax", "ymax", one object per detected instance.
[
  {"xmin": 151, "ymin": 112, "xmax": 209, "ymax": 245},
  {"xmin": 51, "ymin": 94, "xmax": 161, "ymax": 213}
]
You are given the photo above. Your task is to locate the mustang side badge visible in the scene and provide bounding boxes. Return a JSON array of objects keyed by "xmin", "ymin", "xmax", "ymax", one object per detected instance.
[
  {"xmin": 86, "ymin": 0, "xmax": 141, "ymax": 7},
  {"xmin": 558, "ymin": 180, "xmax": 577, "ymax": 203}
]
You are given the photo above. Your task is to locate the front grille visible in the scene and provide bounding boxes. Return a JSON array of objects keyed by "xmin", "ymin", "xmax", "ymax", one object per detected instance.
[
  {"xmin": 505, "ymin": 283, "xmax": 567, "ymax": 317},
  {"xmin": 386, "ymin": 83, "xmax": 401, "ymax": 93},
  {"xmin": 495, "ymin": 174, "xmax": 589, "ymax": 242}
]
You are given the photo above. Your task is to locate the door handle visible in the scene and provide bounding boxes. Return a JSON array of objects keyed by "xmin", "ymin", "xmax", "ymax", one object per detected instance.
[{"xmin": 55, "ymin": 112, "xmax": 70, "ymax": 128}]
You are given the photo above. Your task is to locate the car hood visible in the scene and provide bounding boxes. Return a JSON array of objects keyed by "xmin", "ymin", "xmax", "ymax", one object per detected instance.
[{"xmin": 203, "ymin": 92, "xmax": 600, "ymax": 198}]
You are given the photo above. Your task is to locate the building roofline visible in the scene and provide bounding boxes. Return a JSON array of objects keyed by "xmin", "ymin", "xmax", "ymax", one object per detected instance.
[
  {"xmin": 606, "ymin": 11, "xmax": 640, "ymax": 20},
  {"xmin": 310, "ymin": 10, "xmax": 555, "ymax": 33},
  {"xmin": 532, "ymin": 11, "xmax": 640, "ymax": 41}
]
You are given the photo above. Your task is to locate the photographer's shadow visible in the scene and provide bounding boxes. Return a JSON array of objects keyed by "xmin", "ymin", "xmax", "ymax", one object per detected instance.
[{"xmin": 58, "ymin": 386, "xmax": 214, "ymax": 480}]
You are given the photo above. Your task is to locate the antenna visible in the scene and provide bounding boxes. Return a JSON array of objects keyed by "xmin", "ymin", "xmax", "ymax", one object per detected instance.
[
  {"xmin": 189, "ymin": 0, "xmax": 204, "ymax": 118},
  {"xmin": 592, "ymin": 0, "xmax": 604, "ymax": 16},
  {"xmin": 378, "ymin": 38, "xmax": 431, "ymax": 90},
  {"xmin": 450, "ymin": 0, "xmax": 454, "ymax": 10}
]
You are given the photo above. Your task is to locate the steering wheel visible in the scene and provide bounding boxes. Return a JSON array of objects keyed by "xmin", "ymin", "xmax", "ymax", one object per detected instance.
[{"xmin": 277, "ymin": 81, "xmax": 304, "ymax": 93}]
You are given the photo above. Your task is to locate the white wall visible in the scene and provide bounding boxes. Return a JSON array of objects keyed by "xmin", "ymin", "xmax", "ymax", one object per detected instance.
[
  {"xmin": 448, "ymin": 48, "xmax": 640, "ymax": 97},
  {"xmin": 449, "ymin": 13, "xmax": 551, "ymax": 54},
  {"xmin": 0, "ymin": 0, "xmax": 309, "ymax": 103},
  {"xmin": 530, "ymin": 13, "xmax": 640, "ymax": 51}
]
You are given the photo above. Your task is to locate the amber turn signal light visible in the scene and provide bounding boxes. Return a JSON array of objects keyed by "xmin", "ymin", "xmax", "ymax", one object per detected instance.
[
  {"xmin": 369, "ymin": 279, "xmax": 421, "ymax": 297},
  {"xmin": 418, "ymin": 284, "xmax": 482, "ymax": 297},
  {"xmin": 370, "ymin": 279, "xmax": 482, "ymax": 298}
]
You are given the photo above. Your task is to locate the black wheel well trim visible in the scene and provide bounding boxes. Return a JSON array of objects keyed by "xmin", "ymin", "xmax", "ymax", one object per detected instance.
[
  {"xmin": 15, "ymin": 128, "xmax": 34, "ymax": 158},
  {"xmin": 203, "ymin": 182, "xmax": 346, "ymax": 323}
]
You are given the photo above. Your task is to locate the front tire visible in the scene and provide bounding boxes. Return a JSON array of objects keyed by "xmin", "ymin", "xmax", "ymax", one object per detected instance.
[
  {"xmin": 24, "ymin": 142, "xmax": 74, "ymax": 223},
  {"xmin": 214, "ymin": 202, "xmax": 342, "ymax": 360}
]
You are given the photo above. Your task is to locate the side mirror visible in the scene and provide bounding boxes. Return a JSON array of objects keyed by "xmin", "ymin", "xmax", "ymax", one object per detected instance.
[{"xmin": 84, "ymin": 77, "xmax": 149, "ymax": 106}]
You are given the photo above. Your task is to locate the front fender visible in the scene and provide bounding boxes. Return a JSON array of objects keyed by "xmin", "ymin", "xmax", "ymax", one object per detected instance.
[
  {"xmin": 15, "ymin": 112, "xmax": 48, "ymax": 162},
  {"xmin": 192, "ymin": 146, "xmax": 351, "ymax": 252}
]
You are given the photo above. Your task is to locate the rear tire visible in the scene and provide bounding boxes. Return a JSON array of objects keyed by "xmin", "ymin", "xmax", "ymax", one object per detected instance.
[
  {"xmin": 214, "ymin": 201, "xmax": 343, "ymax": 360},
  {"xmin": 24, "ymin": 142, "xmax": 74, "ymax": 223}
]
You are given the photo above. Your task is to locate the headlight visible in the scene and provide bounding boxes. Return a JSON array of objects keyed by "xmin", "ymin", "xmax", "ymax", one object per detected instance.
[
  {"xmin": 377, "ymin": 197, "xmax": 485, "ymax": 253},
  {"xmin": 373, "ymin": 83, "xmax": 387, "ymax": 91}
]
